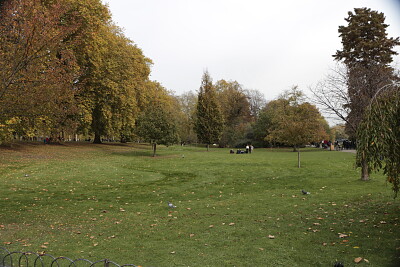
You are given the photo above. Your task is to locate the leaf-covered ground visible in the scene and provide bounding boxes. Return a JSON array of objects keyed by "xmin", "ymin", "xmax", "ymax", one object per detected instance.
[{"xmin": 0, "ymin": 142, "xmax": 399, "ymax": 266}]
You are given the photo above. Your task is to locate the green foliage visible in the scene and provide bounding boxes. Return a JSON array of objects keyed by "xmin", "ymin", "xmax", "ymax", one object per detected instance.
[
  {"xmin": 334, "ymin": 7, "xmax": 400, "ymax": 138},
  {"xmin": 194, "ymin": 71, "xmax": 224, "ymax": 146},
  {"xmin": 265, "ymin": 87, "xmax": 328, "ymax": 149},
  {"xmin": 135, "ymin": 102, "xmax": 179, "ymax": 149},
  {"xmin": 176, "ymin": 91, "xmax": 198, "ymax": 144},
  {"xmin": 334, "ymin": 8, "xmax": 400, "ymax": 67},
  {"xmin": 215, "ymin": 80, "xmax": 252, "ymax": 147},
  {"xmin": 65, "ymin": 0, "xmax": 152, "ymax": 143},
  {"xmin": 251, "ymin": 107, "xmax": 273, "ymax": 147},
  {"xmin": 331, "ymin": 124, "xmax": 348, "ymax": 141},
  {"xmin": 357, "ymin": 84, "xmax": 400, "ymax": 196}
]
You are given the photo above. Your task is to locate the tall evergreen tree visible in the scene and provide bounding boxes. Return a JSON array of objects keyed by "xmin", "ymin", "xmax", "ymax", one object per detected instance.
[
  {"xmin": 333, "ymin": 7, "xmax": 400, "ymax": 180},
  {"xmin": 194, "ymin": 71, "xmax": 224, "ymax": 150}
]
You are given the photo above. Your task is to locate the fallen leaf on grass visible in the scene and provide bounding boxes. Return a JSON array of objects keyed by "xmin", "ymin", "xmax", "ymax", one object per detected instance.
[
  {"xmin": 268, "ymin": 235, "xmax": 275, "ymax": 239},
  {"xmin": 170, "ymin": 251, "xmax": 176, "ymax": 254},
  {"xmin": 354, "ymin": 257, "xmax": 363, "ymax": 263},
  {"xmin": 189, "ymin": 234, "xmax": 195, "ymax": 238},
  {"xmin": 229, "ymin": 223, "xmax": 235, "ymax": 226},
  {"xmin": 209, "ymin": 225, "xmax": 214, "ymax": 228},
  {"xmin": 338, "ymin": 233, "xmax": 348, "ymax": 238}
]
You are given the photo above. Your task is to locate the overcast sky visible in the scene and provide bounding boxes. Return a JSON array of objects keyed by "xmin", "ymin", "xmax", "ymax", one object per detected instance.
[{"xmin": 101, "ymin": 0, "xmax": 400, "ymax": 100}]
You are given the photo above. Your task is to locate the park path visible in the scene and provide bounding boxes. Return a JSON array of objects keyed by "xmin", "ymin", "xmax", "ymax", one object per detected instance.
[{"xmin": 340, "ymin": 149, "xmax": 356, "ymax": 154}]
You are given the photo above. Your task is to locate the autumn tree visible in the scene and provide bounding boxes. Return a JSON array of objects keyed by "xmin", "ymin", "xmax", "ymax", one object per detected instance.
[
  {"xmin": 215, "ymin": 80, "xmax": 252, "ymax": 147},
  {"xmin": 265, "ymin": 87, "xmax": 328, "ymax": 151},
  {"xmin": 63, "ymin": 0, "xmax": 151, "ymax": 143},
  {"xmin": 0, "ymin": 0, "xmax": 81, "ymax": 143},
  {"xmin": 333, "ymin": 7, "xmax": 400, "ymax": 180},
  {"xmin": 176, "ymin": 91, "xmax": 198, "ymax": 144},
  {"xmin": 244, "ymin": 89, "xmax": 266, "ymax": 119},
  {"xmin": 194, "ymin": 71, "xmax": 224, "ymax": 150}
]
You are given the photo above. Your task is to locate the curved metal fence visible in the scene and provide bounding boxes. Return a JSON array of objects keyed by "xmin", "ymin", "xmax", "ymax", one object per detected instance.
[{"xmin": 0, "ymin": 248, "xmax": 138, "ymax": 267}]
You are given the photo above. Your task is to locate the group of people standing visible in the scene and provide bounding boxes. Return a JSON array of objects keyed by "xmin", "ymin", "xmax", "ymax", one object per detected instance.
[
  {"xmin": 231, "ymin": 144, "xmax": 254, "ymax": 154},
  {"xmin": 245, "ymin": 144, "xmax": 254, "ymax": 154}
]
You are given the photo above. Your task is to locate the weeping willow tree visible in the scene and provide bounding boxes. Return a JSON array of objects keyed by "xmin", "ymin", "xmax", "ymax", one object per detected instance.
[{"xmin": 357, "ymin": 82, "xmax": 400, "ymax": 196}]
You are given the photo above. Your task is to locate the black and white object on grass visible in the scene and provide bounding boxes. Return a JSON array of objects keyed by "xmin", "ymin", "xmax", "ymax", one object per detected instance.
[
  {"xmin": 168, "ymin": 201, "xmax": 176, "ymax": 208},
  {"xmin": 301, "ymin": 189, "xmax": 310, "ymax": 195}
]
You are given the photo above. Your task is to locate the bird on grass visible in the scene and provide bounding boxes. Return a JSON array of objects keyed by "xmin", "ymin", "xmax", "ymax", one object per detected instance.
[
  {"xmin": 168, "ymin": 201, "xmax": 176, "ymax": 208},
  {"xmin": 301, "ymin": 189, "xmax": 310, "ymax": 195}
]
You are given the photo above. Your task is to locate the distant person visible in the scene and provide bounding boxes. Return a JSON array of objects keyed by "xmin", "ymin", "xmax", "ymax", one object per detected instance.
[{"xmin": 246, "ymin": 145, "xmax": 249, "ymax": 153}]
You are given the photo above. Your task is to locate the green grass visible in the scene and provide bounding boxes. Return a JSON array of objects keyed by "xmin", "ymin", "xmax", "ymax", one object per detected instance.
[{"xmin": 0, "ymin": 142, "xmax": 399, "ymax": 266}]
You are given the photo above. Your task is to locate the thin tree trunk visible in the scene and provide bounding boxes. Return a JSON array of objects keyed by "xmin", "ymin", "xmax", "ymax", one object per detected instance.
[
  {"xmin": 153, "ymin": 143, "xmax": 157, "ymax": 157},
  {"xmin": 298, "ymin": 151, "xmax": 301, "ymax": 168},
  {"xmin": 361, "ymin": 157, "xmax": 369, "ymax": 181},
  {"xmin": 207, "ymin": 144, "xmax": 209, "ymax": 151}
]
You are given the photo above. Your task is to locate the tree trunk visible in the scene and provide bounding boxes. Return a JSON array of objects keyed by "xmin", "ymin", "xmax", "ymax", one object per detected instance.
[
  {"xmin": 93, "ymin": 133, "xmax": 102, "ymax": 144},
  {"xmin": 361, "ymin": 157, "xmax": 369, "ymax": 181},
  {"xmin": 206, "ymin": 144, "xmax": 209, "ymax": 151},
  {"xmin": 298, "ymin": 151, "xmax": 301, "ymax": 168},
  {"xmin": 152, "ymin": 143, "xmax": 157, "ymax": 157}
]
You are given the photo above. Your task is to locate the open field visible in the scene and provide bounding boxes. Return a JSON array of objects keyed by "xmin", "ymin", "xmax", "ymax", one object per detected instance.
[{"xmin": 0, "ymin": 142, "xmax": 399, "ymax": 266}]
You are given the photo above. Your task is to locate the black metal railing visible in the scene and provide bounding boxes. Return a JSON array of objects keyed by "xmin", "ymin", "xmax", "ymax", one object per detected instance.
[{"xmin": 0, "ymin": 248, "xmax": 138, "ymax": 267}]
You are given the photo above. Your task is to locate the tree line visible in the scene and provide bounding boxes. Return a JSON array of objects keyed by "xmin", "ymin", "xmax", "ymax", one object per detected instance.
[
  {"xmin": 0, "ymin": 0, "xmax": 328, "ymax": 150},
  {"xmin": 0, "ymin": 0, "xmax": 173, "ymax": 144},
  {"xmin": 1, "ymin": 2, "xmax": 399, "ymax": 193}
]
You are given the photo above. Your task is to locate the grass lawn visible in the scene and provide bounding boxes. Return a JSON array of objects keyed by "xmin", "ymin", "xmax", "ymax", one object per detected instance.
[{"xmin": 0, "ymin": 142, "xmax": 399, "ymax": 266}]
